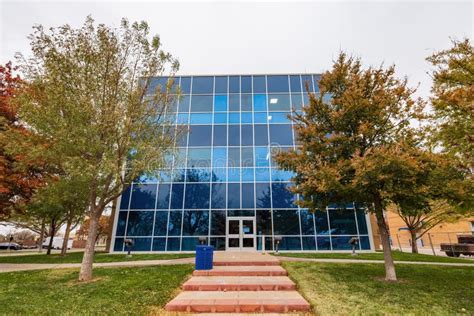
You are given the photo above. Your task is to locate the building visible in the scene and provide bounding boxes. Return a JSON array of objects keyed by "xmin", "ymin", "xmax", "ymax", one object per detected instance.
[{"xmin": 110, "ymin": 74, "xmax": 374, "ymax": 252}]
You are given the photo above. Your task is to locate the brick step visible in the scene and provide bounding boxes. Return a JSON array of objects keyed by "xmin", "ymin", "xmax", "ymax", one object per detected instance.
[
  {"xmin": 183, "ymin": 276, "xmax": 296, "ymax": 291},
  {"xmin": 193, "ymin": 266, "xmax": 287, "ymax": 277},
  {"xmin": 213, "ymin": 260, "xmax": 280, "ymax": 266},
  {"xmin": 165, "ymin": 290, "xmax": 311, "ymax": 313}
]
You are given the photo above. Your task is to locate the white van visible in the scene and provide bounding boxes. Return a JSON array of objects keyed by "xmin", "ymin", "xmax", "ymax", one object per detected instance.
[{"xmin": 42, "ymin": 237, "xmax": 73, "ymax": 250}]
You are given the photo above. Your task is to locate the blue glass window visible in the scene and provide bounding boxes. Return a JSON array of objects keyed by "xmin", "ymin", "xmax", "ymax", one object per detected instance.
[
  {"xmin": 290, "ymin": 75, "xmax": 302, "ymax": 93},
  {"xmin": 302, "ymin": 237, "xmax": 316, "ymax": 250},
  {"xmin": 190, "ymin": 113, "xmax": 212, "ymax": 125},
  {"xmin": 329, "ymin": 209, "xmax": 357, "ymax": 235},
  {"xmin": 271, "ymin": 169, "xmax": 294, "ymax": 182},
  {"xmin": 255, "ymin": 147, "xmax": 270, "ymax": 167},
  {"xmin": 241, "ymin": 147, "xmax": 254, "ymax": 167},
  {"xmin": 255, "ymin": 183, "xmax": 271, "ymax": 208},
  {"xmin": 192, "ymin": 76, "xmax": 214, "ymax": 94},
  {"xmin": 254, "ymin": 113, "xmax": 268, "ymax": 124},
  {"xmin": 227, "ymin": 183, "xmax": 240, "ymax": 208},
  {"xmin": 211, "ymin": 211, "xmax": 226, "ymax": 235},
  {"xmin": 120, "ymin": 187, "xmax": 131, "ymax": 209},
  {"xmin": 241, "ymin": 126, "xmax": 253, "ymax": 147},
  {"xmin": 210, "ymin": 237, "xmax": 226, "ymax": 250},
  {"xmin": 168, "ymin": 211, "xmax": 182, "ymax": 236},
  {"xmin": 241, "ymin": 76, "xmax": 252, "ymax": 93},
  {"xmin": 278, "ymin": 237, "xmax": 301, "ymax": 250},
  {"xmin": 315, "ymin": 211, "xmax": 329, "ymax": 235},
  {"xmin": 229, "ymin": 76, "xmax": 240, "ymax": 93},
  {"xmin": 180, "ymin": 77, "xmax": 191, "ymax": 94},
  {"xmin": 271, "ymin": 183, "xmax": 296, "ymax": 208},
  {"xmin": 114, "ymin": 238, "xmax": 124, "ymax": 251},
  {"xmin": 360, "ymin": 236, "xmax": 370, "ymax": 250},
  {"xmin": 291, "ymin": 94, "xmax": 303, "ymax": 111},
  {"xmin": 116, "ymin": 212, "xmax": 127, "ymax": 236},
  {"xmin": 131, "ymin": 238, "xmax": 152, "ymax": 251},
  {"xmin": 256, "ymin": 210, "xmax": 272, "ymax": 235},
  {"xmin": 300, "ymin": 210, "xmax": 315, "ymax": 235},
  {"xmin": 241, "ymin": 94, "xmax": 252, "ymax": 111},
  {"xmin": 269, "ymin": 124, "xmax": 293, "ymax": 146},
  {"xmin": 191, "ymin": 95, "xmax": 213, "ymax": 112},
  {"xmin": 215, "ymin": 76, "xmax": 228, "ymax": 94},
  {"xmin": 241, "ymin": 112, "xmax": 253, "ymax": 124},
  {"xmin": 167, "ymin": 237, "xmax": 181, "ymax": 251},
  {"xmin": 301, "ymin": 75, "xmax": 314, "ymax": 92},
  {"xmin": 229, "ymin": 94, "xmax": 240, "ymax": 111},
  {"xmin": 229, "ymin": 113, "xmax": 240, "ymax": 124},
  {"xmin": 269, "ymin": 112, "xmax": 291, "ymax": 124},
  {"xmin": 183, "ymin": 211, "xmax": 209, "ymax": 236},
  {"xmin": 211, "ymin": 183, "xmax": 226, "ymax": 209},
  {"xmin": 273, "ymin": 210, "xmax": 300, "ymax": 235},
  {"xmin": 313, "ymin": 75, "xmax": 320, "ymax": 92},
  {"xmin": 254, "ymin": 125, "xmax": 268, "ymax": 146},
  {"xmin": 184, "ymin": 183, "xmax": 210, "ymax": 209},
  {"xmin": 268, "ymin": 94, "xmax": 291, "ymax": 111},
  {"xmin": 213, "ymin": 148, "xmax": 227, "ymax": 168},
  {"xmin": 228, "ymin": 148, "xmax": 240, "ymax": 168},
  {"xmin": 253, "ymin": 94, "xmax": 267, "ymax": 111},
  {"xmin": 178, "ymin": 95, "xmax": 190, "ymax": 112},
  {"xmin": 154, "ymin": 211, "xmax": 168, "ymax": 236},
  {"xmin": 187, "ymin": 148, "xmax": 211, "ymax": 168},
  {"xmin": 212, "ymin": 168, "xmax": 226, "ymax": 182},
  {"xmin": 213, "ymin": 126, "xmax": 227, "ymax": 146},
  {"xmin": 241, "ymin": 183, "xmax": 254, "ymax": 208},
  {"xmin": 241, "ymin": 168, "xmax": 254, "ymax": 181},
  {"xmin": 182, "ymin": 237, "xmax": 204, "ymax": 250},
  {"xmin": 228, "ymin": 125, "xmax": 240, "ymax": 146},
  {"xmin": 214, "ymin": 95, "xmax": 227, "ymax": 111},
  {"xmin": 130, "ymin": 184, "xmax": 157, "ymax": 209},
  {"xmin": 170, "ymin": 184, "xmax": 184, "ymax": 209},
  {"xmin": 126, "ymin": 211, "xmax": 154, "ymax": 236},
  {"xmin": 356, "ymin": 209, "xmax": 368, "ymax": 234},
  {"xmin": 172, "ymin": 169, "xmax": 186, "ymax": 182},
  {"xmin": 177, "ymin": 114, "xmax": 189, "ymax": 127},
  {"xmin": 228, "ymin": 167, "xmax": 240, "ymax": 182},
  {"xmin": 267, "ymin": 75, "xmax": 289, "ymax": 93},
  {"xmin": 317, "ymin": 237, "xmax": 331, "ymax": 250},
  {"xmin": 332, "ymin": 236, "xmax": 353, "ymax": 250},
  {"xmin": 188, "ymin": 125, "xmax": 212, "ymax": 146},
  {"xmin": 186, "ymin": 168, "xmax": 210, "ymax": 182},
  {"xmin": 253, "ymin": 76, "xmax": 266, "ymax": 93},
  {"xmin": 152, "ymin": 238, "xmax": 166, "ymax": 251},
  {"xmin": 156, "ymin": 184, "xmax": 171, "ymax": 209},
  {"xmin": 214, "ymin": 113, "xmax": 227, "ymax": 124},
  {"xmin": 255, "ymin": 167, "xmax": 270, "ymax": 182}
]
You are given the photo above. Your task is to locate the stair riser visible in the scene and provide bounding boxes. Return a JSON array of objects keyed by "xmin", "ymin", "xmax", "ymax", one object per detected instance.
[
  {"xmin": 165, "ymin": 303, "xmax": 310, "ymax": 313},
  {"xmin": 183, "ymin": 284, "xmax": 296, "ymax": 291},
  {"xmin": 213, "ymin": 261, "xmax": 280, "ymax": 266},
  {"xmin": 193, "ymin": 271, "xmax": 288, "ymax": 277}
]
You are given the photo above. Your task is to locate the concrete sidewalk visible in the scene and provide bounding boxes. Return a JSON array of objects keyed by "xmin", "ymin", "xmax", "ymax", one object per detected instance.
[
  {"xmin": 0, "ymin": 257, "xmax": 194, "ymax": 273},
  {"xmin": 278, "ymin": 256, "xmax": 474, "ymax": 267}
]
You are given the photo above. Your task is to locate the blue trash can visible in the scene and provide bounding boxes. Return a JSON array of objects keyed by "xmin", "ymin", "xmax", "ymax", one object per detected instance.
[{"xmin": 195, "ymin": 245, "xmax": 214, "ymax": 270}]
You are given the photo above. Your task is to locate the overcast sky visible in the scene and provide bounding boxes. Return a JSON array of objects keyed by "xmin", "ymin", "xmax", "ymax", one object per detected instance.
[{"xmin": 1, "ymin": 0, "xmax": 472, "ymax": 99}]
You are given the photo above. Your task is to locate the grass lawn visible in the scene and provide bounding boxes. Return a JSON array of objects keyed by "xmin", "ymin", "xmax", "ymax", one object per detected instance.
[
  {"xmin": 275, "ymin": 250, "xmax": 474, "ymax": 264},
  {"xmin": 0, "ymin": 265, "xmax": 193, "ymax": 315},
  {"xmin": 0, "ymin": 251, "xmax": 194, "ymax": 264},
  {"xmin": 284, "ymin": 262, "xmax": 474, "ymax": 315}
]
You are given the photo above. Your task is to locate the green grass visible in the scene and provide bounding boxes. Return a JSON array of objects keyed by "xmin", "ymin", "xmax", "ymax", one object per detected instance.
[
  {"xmin": 0, "ymin": 265, "xmax": 193, "ymax": 315},
  {"xmin": 0, "ymin": 251, "xmax": 194, "ymax": 264},
  {"xmin": 275, "ymin": 250, "xmax": 474, "ymax": 264},
  {"xmin": 284, "ymin": 261, "xmax": 474, "ymax": 315}
]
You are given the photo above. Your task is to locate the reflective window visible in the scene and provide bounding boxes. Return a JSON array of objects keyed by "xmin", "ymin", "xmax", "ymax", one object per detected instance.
[
  {"xmin": 152, "ymin": 238, "xmax": 166, "ymax": 251},
  {"xmin": 229, "ymin": 76, "xmax": 240, "ymax": 93},
  {"xmin": 130, "ymin": 184, "xmax": 157, "ymax": 209},
  {"xmin": 269, "ymin": 124, "xmax": 293, "ymax": 146},
  {"xmin": 315, "ymin": 211, "xmax": 329, "ymax": 235},
  {"xmin": 127, "ymin": 211, "xmax": 154, "ymax": 236},
  {"xmin": 291, "ymin": 94, "xmax": 303, "ymax": 111},
  {"xmin": 229, "ymin": 94, "xmax": 240, "ymax": 111},
  {"xmin": 269, "ymin": 112, "xmax": 291, "ymax": 124},
  {"xmin": 215, "ymin": 76, "xmax": 228, "ymax": 94},
  {"xmin": 131, "ymin": 238, "xmax": 152, "ymax": 251},
  {"xmin": 254, "ymin": 113, "xmax": 268, "ymax": 124},
  {"xmin": 213, "ymin": 148, "xmax": 227, "ymax": 168},
  {"xmin": 300, "ymin": 209, "xmax": 315, "ymax": 235},
  {"xmin": 228, "ymin": 148, "xmax": 240, "ymax": 167},
  {"xmin": 317, "ymin": 237, "xmax": 331, "ymax": 250},
  {"xmin": 241, "ymin": 126, "xmax": 254, "ymax": 147},
  {"xmin": 313, "ymin": 75, "xmax": 320, "ymax": 92},
  {"xmin": 241, "ymin": 147, "xmax": 254, "ymax": 167},
  {"xmin": 241, "ymin": 76, "xmax": 252, "ymax": 93},
  {"xmin": 180, "ymin": 77, "xmax": 191, "ymax": 94},
  {"xmin": 272, "ymin": 183, "xmax": 296, "ymax": 208},
  {"xmin": 241, "ymin": 94, "xmax": 252, "ymax": 111},
  {"xmin": 290, "ymin": 75, "xmax": 302, "ymax": 93},
  {"xmin": 227, "ymin": 183, "xmax": 240, "ymax": 208},
  {"xmin": 301, "ymin": 75, "xmax": 314, "ymax": 92},
  {"xmin": 255, "ymin": 147, "xmax": 270, "ymax": 167},
  {"xmin": 242, "ymin": 183, "xmax": 255, "ymax": 208},
  {"xmin": 211, "ymin": 211, "xmax": 226, "ymax": 235},
  {"xmin": 229, "ymin": 113, "xmax": 240, "ymax": 124},
  {"xmin": 186, "ymin": 168, "xmax": 211, "ymax": 182},
  {"xmin": 228, "ymin": 125, "xmax": 240, "ymax": 146},
  {"xmin": 212, "ymin": 168, "xmax": 226, "ymax": 182},
  {"xmin": 329, "ymin": 209, "xmax": 357, "ymax": 235},
  {"xmin": 255, "ymin": 183, "xmax": 271, "ymax": 208},
  {"xmin": 182, "ymin": 237, "xmax": 203, "ymax": 251},
  {"xmin": 114, "ymin": 238, "xmax": 124, "ymax": 251},
  {"xmin": 170, "ymin": 184, "xmax": 184, "ymax": 209},
  {"xmin": 211, "ymin": 183, "xmax": 226, "ymax": 209},
  {"xmin": 273, "ymin": 210, "xmax": 300, "ymax": 235},
  {"xmin": 154, "ymin": 211, "xmax": 168, "ymax": 236},
  {"xmin": 168, "ymin": 211, "xmax": 182, "ymax": 236},
  {"xmin": 190, "ymin": 113, "xmax": 212, "ymax": 125},
  {"xmin": 302, "ymin": 237, "xmax": 316, "ymax": 250},
  {"xmin": 213, "ymin": 126, "xmax": 227, "ymax": 146},
  {"xmin": 182, "ymin": 210, "xmax": 209, "ymax": 236},
  {"xmin": 214, "ymin": 95, "xmax": 227, "ymax": 112},
  {"xmin": 268, "ymin": 94, "xmax": 291, "ymax": 111},
  {"xmin": 214, "ymin": 113, "xmax": 227, "ymax": 124},
  {"xmin": 166, "ymin": 237, "xmax": 181, "ymax": 251},
  {"xmin": 267, "ymin": 75, "xmax": 289, "ymax": 93},
  {"xmin": 254, "ymin": 125, "xmax": 269, "ymax": 146},
  {"xmin": 192, "ymin": 76, "xmax": 214, "ymax": 94},
  {"xmin": 278, "ymin": 237, "xmax": 301, "ymax": 250},
  {"xmin": 178, "ymin": 95, "xmax": 191, "ymax": 112},
  {"xmin": 253, "ymin": 76, "xmax": 266, "ymax": 93},
  {"xmin": 116, "ymin": 212, "xmax": 127, "ymax": 236},
  {"xmin": 120, "ymin": 187, "xmax": 131, "ymax": 209},
  {"xmin": 191, "ymin": 95, "xmax": 213, "ymax": 112},
  {"xmin": 241, "ymin": 112, "xmax": 253, "ymax": 124},
  {"xmin": 187, "ymin": 148, "xmax": 211, "ymax": 168},
  {"xmin": 253, "ymin": 94, "xmax": 267, "ymax": 111},
  {"xmin": 188, "ymin": 125, "xmax": 212, "ymax": 146},
  {"xmin": 332, "ymin": 236, "xmax": 353, "ymax": 250},
  {"xmin": 255, "ymin": 167, "xmax": 271, "ymax": 182},
  {"xmin": 156, "ymin": 184, "xmax": 171, "ymax": 209},
  {"xmin": 356, "ymin": 209, "xmax": 368, "ymax": 234},
  {"xmin": 184, "ymin": 183, "xmax": 210, "ymax": 209}
]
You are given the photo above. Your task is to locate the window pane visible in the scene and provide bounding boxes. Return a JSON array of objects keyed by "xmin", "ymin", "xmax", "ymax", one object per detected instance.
[
  {"xmin": 267, "ymin": 75, "xmax": 289, "ymax": 93},
  {"xmin": 313, "ymin": 75, "xmax": 321, "ymax": 92},
  {"xmin": 302, "ymin": 237, "xmax": 316, "ymax": 250},
  {"xmin": 290, "ymin": 75, "xmax": 302, "ymax": 93},
  {"xmin": 213, "ymin": 148, "xmax": 227, "ymax": 168},
  {"xmin": 228, "ymin": 125, "xmax": 240, "ymax": 146},
  {"xmin": 154, "ymin": 211, "xmax": 168, "ymax": 236},
  {"xmin": 254, "ymin": 112, "xmax": 268, "ymax": 124},
  {"xmin": 329, "ymin": 209, "xmax": 357, "ymax": 234},
  {"xmin": 213, "ymin": 125, "xmax": 227, "ymax": 146},
  {"xmin": 241, "ymin": 147, "xmax": 254, "ymax": 167},
  {"xmin": 228, "ymin": 167, "xmax": 240, "ymax": 182},
  {"xmin": 215, "ymin": 76, "xmax": 228, "ymax": 94},
  {"xmin": 268, "ymin": 94, "xmax": 291, "ymax": 111},
  {"xmin": 241, "ymin": 76, "xmax": 252, "ymax": 93},
  {"xmin": 241, "ymin": 125, "xmax": 254, "ymax": 146},
  {"xmin": 300, "ymin": 209, "xmax": 315, "ymax": 235},
  {"xmin": 116, "ymin": 212, "xmax": 127, "ymax": 236},
  {"xmin": 271, "ymin": 183, "xmax": 296, "ymax": 208},
  {"xmin": 187, "ymin": 148, "xmax": 211, "ymax": 168},
  {"xmin": 210, "ymin": 237, "xmax": 226, "ymax": 250},
  {"xmin": 178, "ymin": 95, "xmax": 191, "ymax": 112},
  {"xmin": 241, "ymin": 168, "xmax": 254, "ymax": 181},
  {"xmin": 214, "ymin": 113, "xmax": 227, "ymax": 124},
  {"xmin": 190, "ymin": 113, "xmax": 212, "ymax": 125},
  {"xmin": 214, "ymin": 95, "xmax": 227, "ymax": 112},
  {"xmin": 273, "ymin": 210, "xmax": 300, "ymax": 235},
  {"xmin": 192, "ymin": 76, "xmax": 214, "ymax": 94},
  {"xmin": 180, "ymin": 77, "xmax": 191, "ymax": 94},
  {"xmin": 166, "ymin": 237, "xmax": 181, "ymax": 251},
  {"xmin": 356, "ymin": 209, "xmax": 368, "ymax": 234},
  {"xmin": 211, "ymin": 183, "xmax": 226, "ymax": 209},
  {"xmin": 241, "ymin": 94, "xmax": 252, "ymax": 111},
  {"xmin": 228, "ymin": 148, "xmax": 240, "ymax": 168},
  {"xmin": 157, "ymin": 184, "xmax": 171, "ymax": 209},
  {"xmin": 184, "ymin": 183, "xmax": 210, "ymax": 209},
  {"xmin": 229, "ymin": 76, "xmax": 240, "ymax": 93},
  {"xmin": 186, "ymin": 168, "xmax": 211, "ymax": 182},
  {"xmin": 269, "ymin": 124, "xmax": 293, "ymax": 146},
  {"xmin": 256, "ymin": 209, "xmax": 272, "ymax": 235},
  {"xmin": 255, "ymin": 147, "xmax": 270, "ymax": 167},
  {"xmin": 127, "ymin": 211, "xmax": 154, "ymax": 236},
  {"xmin": 152, "ymin": 238, "xmax": 166, "ymax": 251},
  {"xmin": 315, "ymin": 211, "xmax": 329, "ymax": 235},
  {"xmin": 242, "ymin": 183, "xmax": 255, "ymax": 208},
  {"xmin": 229, "ymin": 94, "xmax": 240, "ymax": 111},
  {"xmin": 301, "ymin": 75, "xmax": 314, "ymax": 92},
  {"xmin": 255, "ymin": 183, "xmax": 271, "ymax": 208},
  {"xmin": 227, "ymin": 183, "xmax": 240, "ymax": 208},
  {"xmin": 279, "ymin": 237, "xmax": 301, "ymax": 250},
  {"xmin": 191, "ymin": 95, "xmax": 213, "ymax": 112},
  {"xmin": 332, "ymin": 236, "xmax": 353, "ymax": 250},
  {"xmin": 254, "ymin": 125, "xmax": 268, "ymax": 146},
  {"xmin": 182, "ymin": 237, "xmax": 203, "ymax": 251},
  {"xmin": 255, "ymin": 167, "xmax": 270, "ymax": 182},
  {"xmin": 211, "ymin": 211, "xmax": 226, "ymax": 235},
  {"xmin": 188, "ymin": 125, "xmax": 212, "ymax": 146},
  {"xmin": 183, "ymin": 210, "xmax": 209, "ymax": 236},
  {"xmin": 130, "ymin": 184, "xmax": 157, "ymax": 209},
  {"xmin": 241, "ymin": 112, "xmax": 253, "ymax": 124},
  {"xmin": 131, "ymin": 238, "xmax": 152, "ymax": 251},
  {"xmin": 317, "ymin": 237, "xmax": 331, "ymax": 250},
  {"xmin": 168, "ymin": 211, "xmax": 182, "ymax": 236},
  {"xmin": 269, "ymin": 112, "xmax": 291, "ymax": 124},
  {"xmin": 253, "ymin": 94, "xmax": 267, "ymax": 111},
  {"xmin": 291, "ymin": 94, "xmax": 303, "ymax": 111},
  {"xmin": 253, "ymin": 75, "xmax": 266, "ymax": 93},
  {"xmin": 120, "ymin": 187, "xmax": 131, "ymax": 209},
  {"xmin": 170, "ymin": 184, "xmax": 184, "ymax": 209},
  {"xmin": 229, "ymin": 113, "xmax": 240, "ymax": 124}
]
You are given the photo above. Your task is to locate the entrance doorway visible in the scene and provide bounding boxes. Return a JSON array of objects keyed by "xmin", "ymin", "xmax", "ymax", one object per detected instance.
[{"xmin": 226, "ymin": 217, "xmax": 256, "ymax": 251}]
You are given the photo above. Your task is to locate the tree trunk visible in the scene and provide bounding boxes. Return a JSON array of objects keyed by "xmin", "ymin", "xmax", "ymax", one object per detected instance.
[
  {"xmin": 46, "ymin": 219, "xmax": 56, "ymax": 255},
  {"xmin": 375, "ymin": 209, "xmax": 397, "ymax": 281},
  {"xmin": 410, "ymin": 230, "xmax": 419, "ymax": 254},
  {"xmin": 38, "ymin": 218, "xmax": 46, "ymax": 253},
  {"xmin": 78, "ymin": 211, "xmax": 100, "ymax": 281},
  {"xmin": 105, "ymin": 199, "xmax": 117, "ymax": 253},
  {"xmin": 61, "ymin": 217, "xmax": 72, "ymax": 256}
]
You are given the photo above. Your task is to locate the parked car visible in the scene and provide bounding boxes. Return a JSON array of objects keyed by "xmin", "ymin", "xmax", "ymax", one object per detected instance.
[
  {"xmin": 42, "ymin": 237, "xmax": 73, "ymax": 250},
  {"xmin": 440, "ymin": 235, "xmax": 474, "ymax": 257},
  {"xmin": 0, "ymin": 242, "xmax": 22, "ymax": 250}
]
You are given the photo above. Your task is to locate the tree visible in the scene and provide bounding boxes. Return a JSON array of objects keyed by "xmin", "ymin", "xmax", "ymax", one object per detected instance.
[
  {"xmin": 427, "ymin": 38, "xmax": 473, "ymax": 171},
  {"xmin": 275, "ymin": 53, "xmax": 425, "ymax": 281},
  {"xmin": 0, "ymin": 62, "xmax": 47, "ymax": 219},
  {"xmin": 75, "ymin": 215, "xmax": 110, "ymax": 246},
  {"xmin": 14, "ymin": 17, "xmax": 178, "ymax": 281}
]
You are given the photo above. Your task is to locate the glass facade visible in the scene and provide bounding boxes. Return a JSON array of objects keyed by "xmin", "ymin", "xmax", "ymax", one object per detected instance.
[{"xmin": 112, "ymin": 74, "xmax": 372, "ymax": 252}]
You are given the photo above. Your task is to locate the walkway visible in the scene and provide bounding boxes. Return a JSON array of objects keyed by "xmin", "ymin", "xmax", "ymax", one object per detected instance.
[{"xmin": 165, "ymin": 252, "xmax": 311, "ymax": 313}]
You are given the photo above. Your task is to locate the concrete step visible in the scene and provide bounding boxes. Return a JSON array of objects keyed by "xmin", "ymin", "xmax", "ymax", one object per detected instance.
[
  {"xmin": 193, "ymin": 266, "xmax": 288, "ymax": 277},
  {"xmin": 165, "ymin": 290, "xmax": 311, "ymax": 313},
  {"xmin": 183, "ymin": 276, "xmax": 296, "ymax": 291},
  {"xmin": 213, "ymin": 260, "xmax": 280, "ymax": 266}
]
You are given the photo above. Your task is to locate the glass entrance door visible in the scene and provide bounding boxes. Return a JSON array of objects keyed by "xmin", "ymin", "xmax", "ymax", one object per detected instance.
[{"xmin": 226, "ymin": 217, "xmax": 256, "ymax": 251}]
